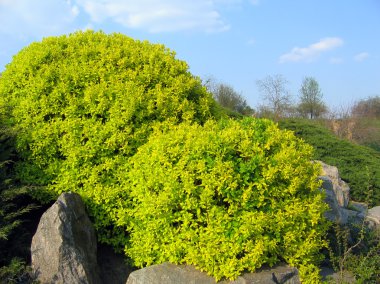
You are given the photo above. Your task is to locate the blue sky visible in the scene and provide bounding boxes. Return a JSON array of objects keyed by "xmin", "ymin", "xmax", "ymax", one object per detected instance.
[{"xmin": 1, "ymin": 0, "xmax": 379, "ymax": 110}]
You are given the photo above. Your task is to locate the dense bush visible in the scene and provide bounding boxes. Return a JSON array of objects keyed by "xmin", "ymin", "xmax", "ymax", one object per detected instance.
[
  {"xmin": 326, "ymin": 221, "xmax": 380, "ymax": 283},
  {"xmin": 0, "ymin": 30, "xmax": 221, "ymax": 244},
  {"xmin": 278, "ymin": 118, "xmax": 380, "ymax": 206},
  {"xmin": 0, "ymin": 30, "xmax": 219, "ymax": 189},
  {"xmin": 119, "ymin": 118, "xmax": 328, "ymax": 281},
  {"xmin": 0, "ymin": 116, "xmax": 41, "ymax": 283},
  {"xmin": 0, "ymin": 32, "xmax": 330, "ymax": 282},
  {"xmin": 343, "ymin": 226, "xmax": 380, "ymax": 283}
]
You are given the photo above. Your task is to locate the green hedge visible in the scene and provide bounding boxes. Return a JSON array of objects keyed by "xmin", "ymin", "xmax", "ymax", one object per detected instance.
[{"xmin": 278, "ymin": 118, "xmax": 380, "ymax": 206}]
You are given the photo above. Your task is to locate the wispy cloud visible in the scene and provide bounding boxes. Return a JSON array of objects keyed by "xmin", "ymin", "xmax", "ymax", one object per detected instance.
[
  {"xmin": 0, "ymin": 0, "xmax": 79, "ymax": 38},
  {"xmin": 75, "ymin": 0, "xmax": 231, "ymax": 33},
  {"xmin": 354, "ymin": 52, "xmax": 369, "ymax": 62},
  {"xmin": 0, "ymin": 0, "xmax": 253, "ymax": 38},
  {"xmin": 279, "ymin": 37, "xmax": 344, "ymax": 63}
]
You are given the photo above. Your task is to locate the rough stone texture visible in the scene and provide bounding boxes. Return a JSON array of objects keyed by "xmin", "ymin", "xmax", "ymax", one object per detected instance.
[
  {"xmin": 316, "ymin": 161, "xmax": 367, "ymax": 224},
  {"xmin": 321, "ymin": 178, "xmax": 347, "ymax": 223},
  {"xmin": 31, "ymin": 192, "xmax": 101, "ymax": 284},
  {"xmin": 126, "ymin": 262, "xmax": 300, "ymax": 284},
  {"xmin": 349, "ymin": 201, "xmax": 368, "ymax": 213},
  {"xmin": 366, "ymin": 206, "xmax": 380, "ymax": 228},
  {"xmin": 318, "ymin": 161, "xmax": 350, "ymax": 207},
  {"xmin": 340, "ymin": 208, "xmax": 366, "ymax": 225},
  {"xmin": 317, "ymin": 161, "xmax": 380, "ymax": 230}
]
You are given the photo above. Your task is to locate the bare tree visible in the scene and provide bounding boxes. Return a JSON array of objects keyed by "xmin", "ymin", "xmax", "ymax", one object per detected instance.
[
  {"xmin": 256, "ymin": 74, "xmax": 292, "ymax": 119},
  {"xmin": 352, "ymin": 96, "xmax": 380, "ymax": 119},
  {"xmin": 204, "ymin": 77, "xmax": 254, "ymax": 116},
  {"xmin": 298, "ymin": 77, "xmax": 327, "ymax": 119}
]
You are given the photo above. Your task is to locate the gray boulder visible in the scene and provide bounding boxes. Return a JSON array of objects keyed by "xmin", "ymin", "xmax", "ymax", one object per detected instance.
[
  {"xmin": 366, "ymin": 206, "xmax": 380, "ymax": 228},
  {"xmin": 318, "ymin": 161, "xmax": 350, "ymax": 207},
  {"xmin": 317, "ymin": 161, "xmax": 377, "ymax": 228},
  {"xmin": 31, "ymin": 192, "xmax": 101, "ymax": 284},
  {"xmin": 321, "ymin": 179, "xmax": 348, "ymax": 223},
  {"xmin": 126, "ymin": 262, "xmax": 300, "ymax": 284},
  {"xmin": 316, "ymin": 161, "xmax": 368, "ymax": 224},
  {"xmin": 349, "ymin": 201, "xmax": 368, "ymax": 213},
  {"xmin": 340, "ymin": 208, "xmax": 366, "ymax": 225}
]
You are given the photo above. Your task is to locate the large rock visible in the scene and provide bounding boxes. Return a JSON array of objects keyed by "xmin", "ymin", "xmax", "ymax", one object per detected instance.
[
  {"xmin": 317, "ymin": 161, "xmax": 378, "ymax": 228},
  {"xmin": 321, "ymin": 180, "xmax": 348, "ymax": 223},
  {"xmin": 126, "ymin": 262, "xmax": 300, "ymax": 284},
  {"xmin": 366, "ymin": 206, "xmax": 380, "ymax": 228},
  {"xmin": 31, "ymin": 192, "xmax": 101, "ymax": 284},
  {"xmin": 316, "ymin": 161, "xmax": 368, "ymax": 224},
  {"xmin": 318, "ymin": 161, "xmax": 350, "ymax": 207}
]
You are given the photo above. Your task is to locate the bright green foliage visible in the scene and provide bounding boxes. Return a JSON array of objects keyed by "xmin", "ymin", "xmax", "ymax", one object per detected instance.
[
  {"xmin": 0, "ymin": 30, "xmax": 217, "ymax": 186},
  {"xmin": 0, "ymin": 30, "xmax": 220, "ymax": 242},
  {"xmin": 0, "ymin": 32, "xmax": 329, "ymax": 281},
  {"xmin": 120, "ymin": 118, "xmax": 328, "ymax": 281}
]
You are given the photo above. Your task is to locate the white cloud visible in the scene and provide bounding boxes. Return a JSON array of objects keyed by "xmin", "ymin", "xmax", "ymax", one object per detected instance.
[
  {"xmin": 0, "ymin": 0, "xmax": 259, "ymax": 40},
  {"xmin": 75, "ymin": 0, "xmax": 231, "ymax": 33},
  {"xmin": 279, "ymin": 37, "xmax": 344, "ymax": 63},
  {"xmin": 354, "ymin": 52, "xmax": 369, "ymax": 62},
  {"xmin": 0, "ymin": 0, "xmax": 79, "ymax": 38}
]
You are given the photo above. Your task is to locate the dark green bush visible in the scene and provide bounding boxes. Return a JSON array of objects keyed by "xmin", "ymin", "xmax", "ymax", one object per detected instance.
[
  {"xmin": 327, "ymin": 222, "xmax": 380, "ymax": 284},
  {"xmin": 345, "ymin": 226, "xmax": 380, "ymax": 284},
  {"xmin": 278, "ymin": 118, "xmax": 380, "ymax": 206},
  {"xmin": 0, "ymin": 258, "xmax": 36, "ymax": 284},
  {"xmin": 121, "ymin": 118, "xmax": 328, "ymax": 281},
  {"xmin": 0, "ymin": 115, "xmax": 41, "ymax": 283},
  {"xmin": 346, "ymin": 242, "xmax": 380, "ymax": 283}
]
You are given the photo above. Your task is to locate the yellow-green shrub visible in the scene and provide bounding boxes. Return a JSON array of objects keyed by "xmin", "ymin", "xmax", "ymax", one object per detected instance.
[
  {"xmin": 121, "ymin": 118, "xmax": 328, "ymax": 281},
  {"xmin": 0, "ymin": 31, "xmax": 328, "ymax": 281},
  {"xmin": 0, "ymin": 30, "xmax": 220, "ymax": 245}
]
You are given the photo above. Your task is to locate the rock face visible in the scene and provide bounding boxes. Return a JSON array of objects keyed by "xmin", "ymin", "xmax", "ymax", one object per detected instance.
[
  {"xmin": 319, "ymin": 161, "xmax": 350, "ymax": 207},
  {"xmin": 317, "ymin": 161, "xmax": 380, "ymax": 228},
  {"xmin": 126, "ymin": 262, "xmax": 300, "ymax": 284},
  {"xmin": 317, "ymin": 161, "xmax": 367, "ymax": 225},
  {"xmin": 367, "ymin": 206, "xmax": 380, "ymax": 228},
  {"xmin": 31, "ymin": 192, "xmax": 101, "ymax": 284}
]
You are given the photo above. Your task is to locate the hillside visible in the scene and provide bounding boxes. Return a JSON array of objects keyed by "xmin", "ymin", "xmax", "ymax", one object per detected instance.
[{"xmin": 278, "ymin": 118, "xmax": 380, "ymax": 206}]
